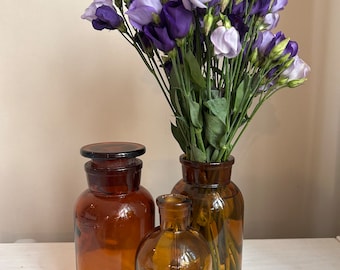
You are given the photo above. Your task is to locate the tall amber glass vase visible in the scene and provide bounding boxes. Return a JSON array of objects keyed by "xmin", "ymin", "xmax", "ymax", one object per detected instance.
[
  {"xmin": 74, "ymin": 142, "xmax": 155, "ymax": 270},
  {"xmin": 172, "ymin": 155, "xmax": 244, "ymax": 270}
]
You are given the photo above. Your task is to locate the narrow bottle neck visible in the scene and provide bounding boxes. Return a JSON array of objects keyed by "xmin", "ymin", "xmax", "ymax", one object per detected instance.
[
  {"xmin": 180, "ymin": 155, "xmax": 234, "ymax": 186},
  {"xmin": 159, "ymin": 207, "xmax": 190, "ymax": 231},
  {"xmin": 85, "ymin": 158, "xmax": 142, "ymax": 195},
  {"xmin": 157, "ymin": 194, "xmax": 191, "ymax": 231}
]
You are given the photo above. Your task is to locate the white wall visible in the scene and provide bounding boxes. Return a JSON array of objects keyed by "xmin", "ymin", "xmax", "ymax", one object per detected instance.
[{"xmin": 0, "ymin": 0, "xmax": 338, "ymax": 242}]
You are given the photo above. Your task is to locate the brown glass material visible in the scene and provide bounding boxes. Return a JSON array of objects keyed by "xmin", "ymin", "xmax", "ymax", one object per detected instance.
[
  {"xmin": 136, "ymin": 194, "xmax": 212, "ymax": 270},
  {"xmin": 74, "ymin": 142, "xmax": 155, "ymax": 270},
  {"xmin": 172, "ymin": 155, "xmax": 244, "ymax": 270}
]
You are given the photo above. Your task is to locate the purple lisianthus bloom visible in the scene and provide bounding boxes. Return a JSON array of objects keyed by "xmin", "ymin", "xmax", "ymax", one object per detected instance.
[
  {"xmin": 161, "ymin": 0, "xmax": 193, "ymax": 39},
  {"xmin": 126, "ymin": 0, "xmax": 162, "ymax": 31},
  {"xmin": 231, "ymin": 0, "xmax": 245, "ymax": 16},
  {"xmin": 250, "ymin": 0, "xmax": 271, "ymax": 16},
  {"xmin": 232, "ymin": 0, "xmax": 272, "ymax": 16},
  {"xmin": 92, "ymin": 5, "xmax": 123, "ymax": 30},
  {"xmin": 229, "ymin": 14, "xmax": 248, "ymax": 41},
  {"xmin": 282, "ymin": 55, "xmax": 311, "ymax": 82},
  {"xmin": 182, "ymin": 0, "xmax": 212, "ymax": 10},
  {"xmin": 81, "ymin": 0, "xmax": 114, "ymax": 21},
  {"xmin": 211, "ymin": 26, "xmax": 241, "ymax": 58},
  {"xmin": 254, "ymin": 30, "xmax": 275, "ymax": 55},
  {"xmin": 270, "ymin": 0, "xmax": 288, "ymax": 13},
  {"xmin": 265, "ymin": 31, "xmax": 298, "ymax": 58},
  {"xmin": 143, "ymin": 24, "xmax": 176, "ymax": 52}
]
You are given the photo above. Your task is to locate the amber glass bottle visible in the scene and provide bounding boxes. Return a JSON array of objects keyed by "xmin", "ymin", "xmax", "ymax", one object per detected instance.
[
  {"xmin": 74, "ymin": 142, "xmax": 155, "ymax": 270},
  {"xmin": 136, "ymin": 194, "xmax": 212, "ymax": 270},
  {"xmin": 172, "ymin": 155, "xmax": 244, "ymax": 270}
]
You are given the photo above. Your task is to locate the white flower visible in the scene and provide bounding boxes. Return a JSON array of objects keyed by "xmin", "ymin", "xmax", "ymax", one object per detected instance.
[
  {"xmin": 126, "ymin": 0, "xmax": 162, "ymax": 30},
  {"xmin": 182, "ymin": 0, "xmax": 212, "ymax": 10},
  {"xmin": 263, "ymin": 13, "xmax": 280, "ymax": 30},
  {"xmin": 283, "ymin": 55, "xmax": 310, "ymax": 80},
  {"xmin": 81, "ymin": 0, "xmax": 114, "ymax": 21},
  {"xmin": 282, "ymin": 55, "xmax": 311, "ymax": 87},
  {"xmin": 210, "ymin": 26, "xmax": 242, "ymax": 59}
]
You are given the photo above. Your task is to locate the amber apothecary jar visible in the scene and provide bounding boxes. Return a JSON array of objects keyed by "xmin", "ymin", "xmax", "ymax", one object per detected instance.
[
  {"xmin": 74, "ymin": 142, "xmax": 155, "ymax": 270},
  {"xmin": 136, "ymin": 193, "xmax": 212, "ymax": 270},
  {"xmin": 172, "ymin": 155, "xmax": 244, "ymax": 270}
]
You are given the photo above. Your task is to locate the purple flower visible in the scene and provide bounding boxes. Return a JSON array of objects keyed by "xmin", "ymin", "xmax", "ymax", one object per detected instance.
[
  {"xmin": 81, "ymin": 0, "xmax": 114, "ymax": 21},
  {"xmin": 270, "ymin": 0, "xmax": 288, "ymax": 13},
  {"xmin": 161, "ymin": 0, "xmax": 193, "ymax": 39},
  {"xmin": 211, "ymin": 26, "xmax": 242, "ymax": 58},
  {"xmin": 231, "ymin": 0, "xmax": 245, "ymax": 16},
  {"xmin": 265, "ymin": 32, "xmax": 298, "ymax": 58},
  {"xmin": 250, "ymin": 0, "xmax": 271, "ymax": 16},
  {"xmin": 232, "ymin": 0, "xmax": 271, "ymax": 16},
  {"xmin": 282, "ymin": 55, "xmax": 311, "ymax": 83},
  {"xmin": 92, "ymin": 5, "xmax": 123, "ymax": 30},
  {"xmin": 228, "ymin": 14, "xmax": 248, "ymax": 40},
  {"xmin": 126, "ymin": 0, "xmax": 162, "ymax": 31},
  {"xmin": 254, "ymin": 30, "xmax": 275, "ymax": 55},
  {"xmin": 143, "ymin": 24, "xmax": 176, "ymax": 52},
  {"xmin": 284, "ymin": 40, "xmax": 298, "ymax": 58}
]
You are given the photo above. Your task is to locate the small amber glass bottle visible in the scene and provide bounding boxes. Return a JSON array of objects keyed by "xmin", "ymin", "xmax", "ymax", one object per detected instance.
[
  {"xmin": 136, "ymin": 194, "xmax": 212, "ymax": 270},
  {"xmin": 74, "ymin": 142, "xmax": 155, "ymax": 270}
]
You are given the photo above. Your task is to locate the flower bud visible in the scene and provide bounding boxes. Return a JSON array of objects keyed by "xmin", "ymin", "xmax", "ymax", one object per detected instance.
[
  {"xmin": 269, "ymin": 38, "xmax": 290, "ymax": 60},
  {"xmin": 152, "ymin": 13, "xmax": 161, "ymax": 25},
  {"xmin": 220, "ymin": 0, "xmax": 230, "ymax": 12},
  {"xmin": 277, "ymin": 77, "xmax": 289, "ymax": 86},
  {"xmin": 282, "ymin": 56, "xmax": 295, "ymax": 69},
  {"xmin": 115, "ymin": 0, "xmax": 123, "ymax": 9},
  {"xmin": 223, "ymin": 18, "xmax": 232, "ymax": 29},
  {"xmin": 287, "ymin": 78, "xmax": 307, "ymax": 88},
  {"xmin": 204, "ymin": 12, "xmax": 214, "ymax": 35},
  {"xmin": 118, "ymin": 23, "xmax": 127, "ymax": 33},
  {"xmin": 277, "ymin": 52, "xmax": 291, "ymax": 65},
  {"xmin": 249, "ymin": 48, "xmax": 259, "ymax": 66}
]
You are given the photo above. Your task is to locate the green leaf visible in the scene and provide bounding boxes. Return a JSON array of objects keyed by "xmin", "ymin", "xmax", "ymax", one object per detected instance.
[
  {"xmin": 169, "ymin": 66, "xmax": 180, "ymax": 89},
  {"xmin": 204, "ymin": 97, "xmax": 228, "ymax": 124},
  {"xmin": 184, "ymin": 50, "xmax": 206, "ymax": 88},
  {"xmin": 169, "ymin": 87, "xmax": 183, "ymax": 115},
  {"xmin": 204, "ymin": 112, "xmax": 226, "ymax": 148},
  {"xmin": 233, "ymin": 80, "xmax": 246, "ymax": 113},
  {"xmin": 188, "ymin": 98, "xmax": 203, "ymax": 129},
  {"xmin": 171, "ymin": 122, "xmax": 187, "ymax": 153},
  {"xmin": 190, "ymin": 145, "xmax": 206, "ymax": 162}
]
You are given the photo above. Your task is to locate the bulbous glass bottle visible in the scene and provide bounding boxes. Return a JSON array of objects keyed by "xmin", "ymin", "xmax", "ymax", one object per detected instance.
[
  {"xmin": 74, "ymin": 142, "xmax": 155, "ymax": 270},
  {"xmin": 136, "ymin": 193, "xmax": 212, "ymax": 270}
]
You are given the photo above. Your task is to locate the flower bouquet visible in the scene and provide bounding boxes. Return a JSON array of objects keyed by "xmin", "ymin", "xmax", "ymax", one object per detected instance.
[
  {"xmin": 81, "ymin": 0, "xmax": 310, "ymax": 269},
  {"xmin": 82, "ymin": 0, "xmax": 310, "ymax": 163}
]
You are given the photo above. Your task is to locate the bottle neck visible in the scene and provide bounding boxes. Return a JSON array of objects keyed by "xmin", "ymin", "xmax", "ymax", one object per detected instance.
[
  {"xmin": 157, "ymin": 194, "xmax": 191, "ymax": 231},
  {"xmin": 85, "ymin": 158, "xmax": 142, "ymax": 195},
  {"xmin": 159, "ymin": 207, "xmax": 190, "ymax": 231},
  {"xmin": 180, "ymin": 154, "xmax": 234, "ymax": 186}
]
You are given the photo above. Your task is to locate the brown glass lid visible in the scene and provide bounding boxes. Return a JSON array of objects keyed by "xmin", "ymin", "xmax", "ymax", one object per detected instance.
[{"xmin": 80, "ymin": 142, "xmax": 145, "ymax": 159}]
